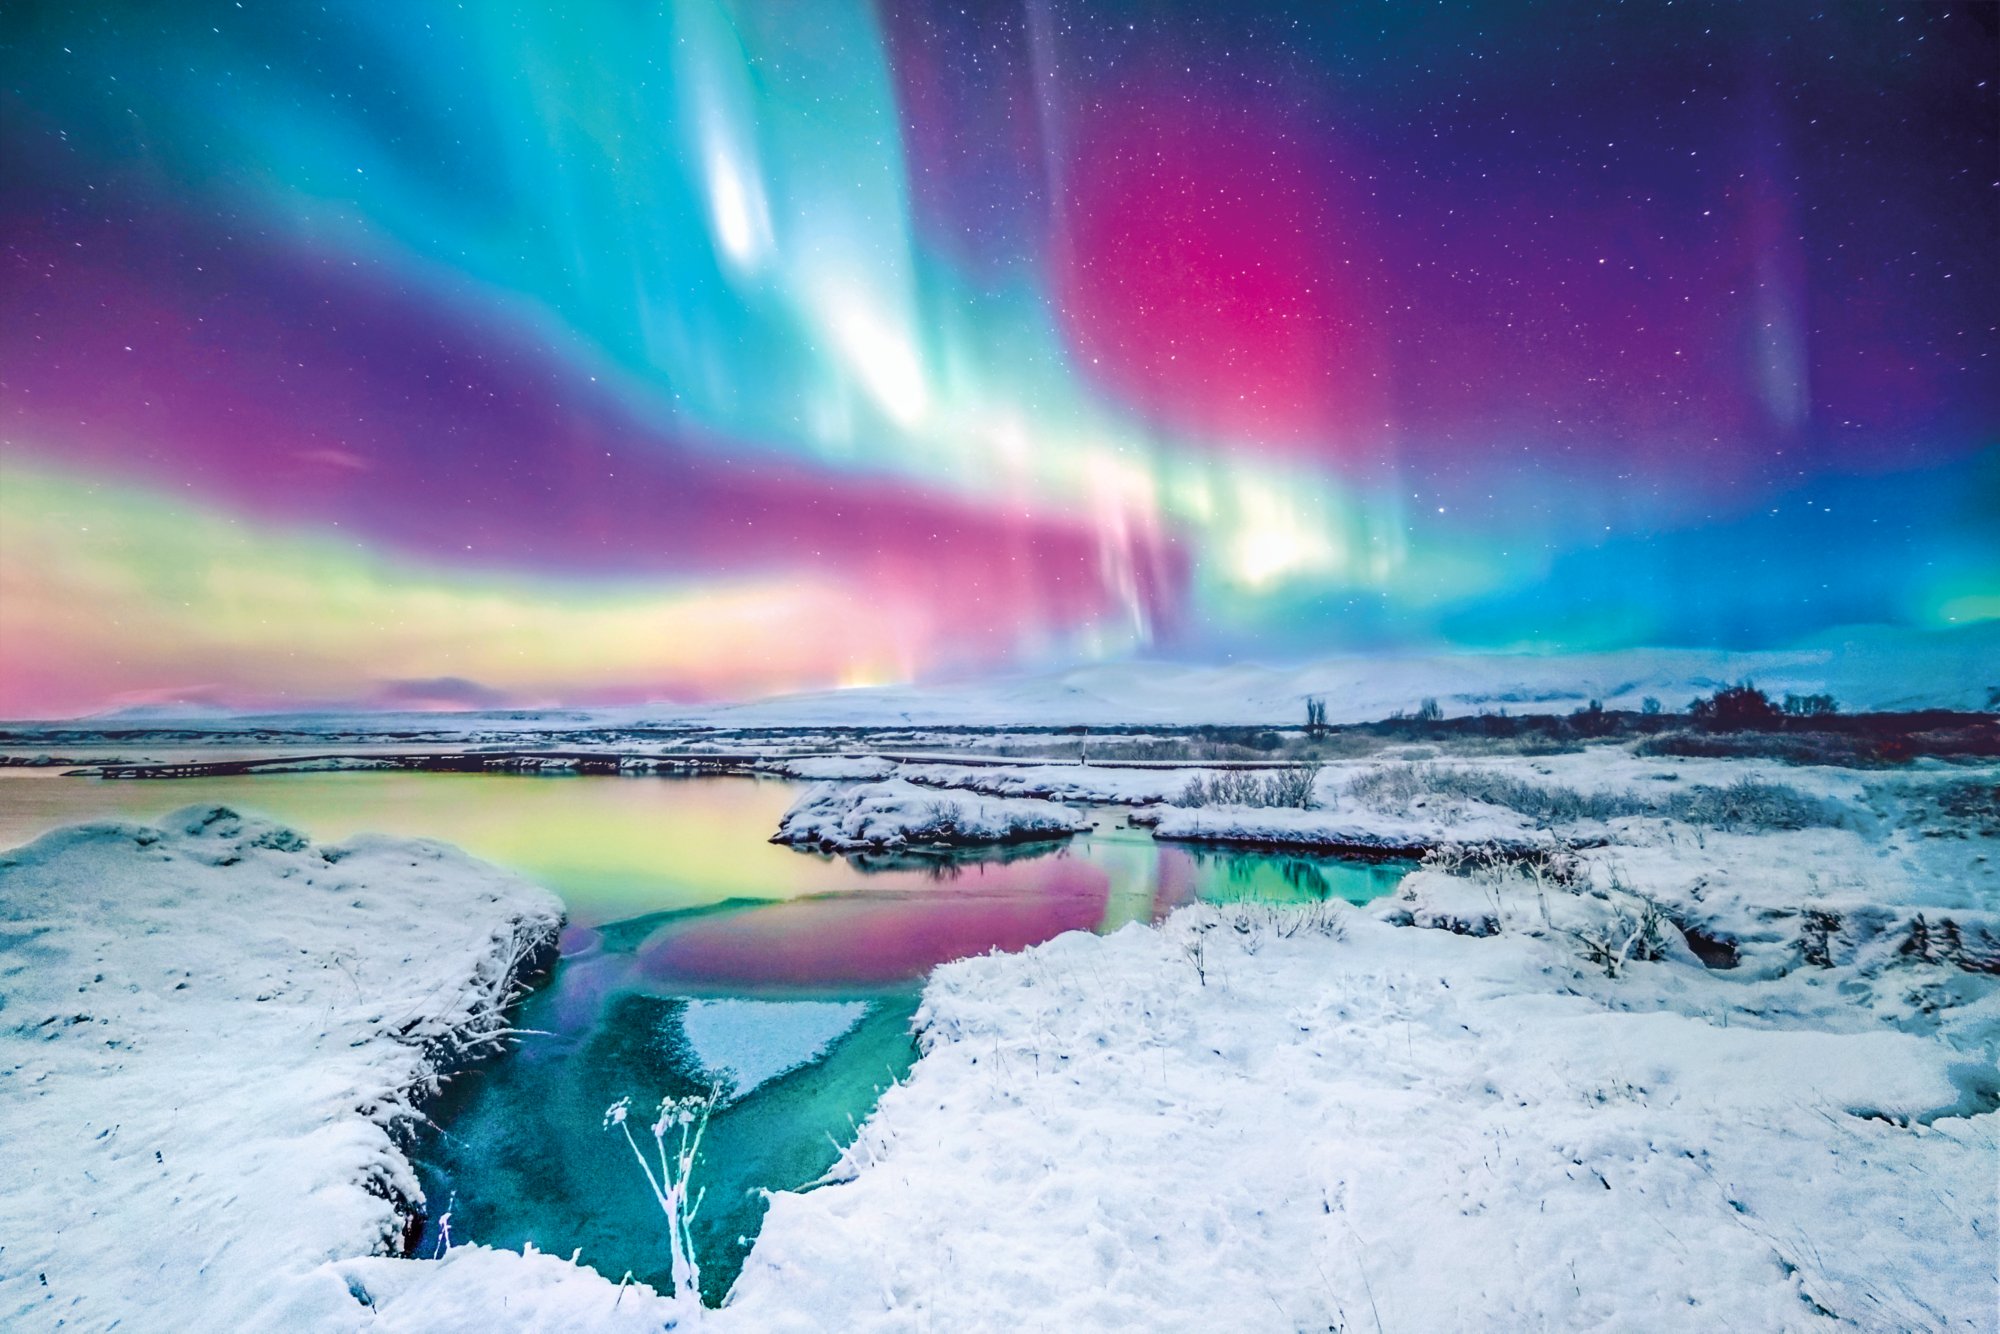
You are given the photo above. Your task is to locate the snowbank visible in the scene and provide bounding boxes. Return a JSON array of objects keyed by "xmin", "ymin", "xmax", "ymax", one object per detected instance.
[
  {"xmin": 1146, "ymin": 801, "xmax": 1536, "ymax": 856},
  {"xmin": 339, "ymin": 1243, "xmax": 675, "ymax": 1333},
  {"xmin": 899, "ymin": 761, "xmax": 1189, "ymax": 805},
  {"xmin": 0, "ymin": 806, "xmax": 568, "ymax": 1332},
  {"xmin": 771, "ymin": 779, "xmax": 1089, "ymax": 852},
  {"xmin": 764, "ymin": 754, "xmax": 900, "ymax": 782},
  {"xmin": 721, "ymin": 900, "xmax": 1996, "ymax": 1331}
]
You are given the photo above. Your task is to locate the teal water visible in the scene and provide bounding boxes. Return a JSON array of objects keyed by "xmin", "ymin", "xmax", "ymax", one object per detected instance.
[{"xmin": 0, "ymin": 769, "xmax": 1410, "ymax": 1302}]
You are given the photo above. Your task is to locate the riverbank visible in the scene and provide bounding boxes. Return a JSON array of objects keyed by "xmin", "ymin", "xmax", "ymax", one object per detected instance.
[
  {"xmin": 0, "ymin": 807, "xmax": 562, "ymax": 1331},
  {"xmin": 353, "ymin": 749, "xmax": 1997, "ymax": 1330}
]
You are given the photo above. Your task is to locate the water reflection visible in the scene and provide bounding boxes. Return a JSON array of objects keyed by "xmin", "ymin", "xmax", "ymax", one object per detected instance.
[{"xmin": 421, "ymin": 817, "xmax": 1412, "ymax": 1305}]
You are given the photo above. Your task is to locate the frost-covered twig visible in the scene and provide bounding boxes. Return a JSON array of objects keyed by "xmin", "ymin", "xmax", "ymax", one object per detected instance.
[{"xmin": 605, "ymin": 1081, "xmax": 728, "ymax": 1309}]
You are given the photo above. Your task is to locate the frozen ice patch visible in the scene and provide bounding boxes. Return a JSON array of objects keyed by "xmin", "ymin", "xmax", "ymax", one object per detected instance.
[{"xmin": 679, "ymin": 998, "xmax": 871, "ymax": 1098}]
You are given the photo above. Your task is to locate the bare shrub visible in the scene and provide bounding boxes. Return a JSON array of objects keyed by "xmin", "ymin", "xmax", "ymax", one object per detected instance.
[
  {"xmin": 1181, "ymin": 926, "xmax": 1210, "ymax": 985},
  {"xmin": 1177, "ymin": 762, "xmax": 1323, "ymax": 809},
  {"xmin": 605, "ymin": 1082, "xmax": 727, "ymax": 1309},
  {"xmin": 1664, "ymin": 778, "xmax": 1835, "ymax": 832},
  {"xmin": 1217, "ymin": 899, "xmax": 1347, "ymax": 941},
  {"xmin": 1417, "ymin": 840, "xmax": 1670, "ymax": 976},
  {"xmin": 1261, "ymin": 761, "xmax": 1323, "ymax": 809},
  {"xmin": 1558, "ymin": 887, "xmax": 1672, "ymax": 978},
  {"xmin": 1345, "ymin": 763, "xmax": 1438, "ymax": 813},
  {"xmin": 1354, "ymin": 763, "xmax": 1838, "ymax": 832},
  {"xmin": 1421, "ymin": 836, "xmax": 1588, "ymax": 890}
]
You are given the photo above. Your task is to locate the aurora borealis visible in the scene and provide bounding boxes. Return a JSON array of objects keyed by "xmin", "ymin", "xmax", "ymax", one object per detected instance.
[{"xmin": 1, "ymin": 1, "xmax": 1994, "ymax": 717}]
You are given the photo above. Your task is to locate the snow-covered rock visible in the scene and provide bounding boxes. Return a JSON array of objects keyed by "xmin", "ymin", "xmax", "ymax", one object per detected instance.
[
  {"xmin": 0, "ymin": 807, "xmax": 567, "ymax": 1332},
  {"xmin": 771, "ymin": 779, "xmax": 1089, "ymax": 851}
]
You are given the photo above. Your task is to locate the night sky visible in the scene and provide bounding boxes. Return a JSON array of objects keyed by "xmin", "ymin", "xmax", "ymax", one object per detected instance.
[{"xmin": 1, "ymin": 1, "xmax": 1993, "ymax": 715}]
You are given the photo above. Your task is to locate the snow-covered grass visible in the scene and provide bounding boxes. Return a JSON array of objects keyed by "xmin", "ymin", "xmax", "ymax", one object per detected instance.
[
  {"xmin": 0, "ymin": 806, "xmax": 566, "ymax": 1331},
  {"xmin": 1347, "ymin": 762, "xmax": 1843, "ymax": 832},
  {"xmin": 771, "ymin": 779, "xmax": 1089, "ymax": 852},
  {"xmin": 717, "ymin": 905, "xmax": 1995, "ymax": 1330},
  {"xmin": 604, "ymin": 1085, "xmax": 725, "ymax": 1311}
]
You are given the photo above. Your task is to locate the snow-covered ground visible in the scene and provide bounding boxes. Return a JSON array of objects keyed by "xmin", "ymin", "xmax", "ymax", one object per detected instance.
[
  {"xmin": 726, "ymin": 903, "xmax": 1994, "ymax": 1330},
  {"xmin": 1143, "ymin": 801, "xmax": 1531, "ymax": 855},
  {"xmin": 771, "ymin": 779, "xmax": 1090, "ymax": 851},
  {"xmin": 720, "ymin": 756, "xmax": 2000, "ymax": 1331},
  {"xmin": 5, "ymin": 750, "xmax": 1994, "ymax": 1332},
  {"xmin": 0, "ymin": 807, "xmax": 563, "ymax": 1332},
  {"xmin": 898, "ymin": 761, "xmax": 1193, "ymax": 805}
]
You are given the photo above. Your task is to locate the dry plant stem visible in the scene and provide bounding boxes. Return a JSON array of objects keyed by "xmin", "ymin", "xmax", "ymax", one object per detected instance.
[{"xmin": 604, "ymin": 1082, "xmax": 726, "ymax": 1308}]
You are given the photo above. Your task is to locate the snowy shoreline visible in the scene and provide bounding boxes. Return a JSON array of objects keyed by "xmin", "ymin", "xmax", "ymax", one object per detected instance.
[
  {"xmin": 1140, "ymin": 802, "xmax": 1526, "ymax": 860},
  {"xmin": 0, "ymin": 807, "xmax": 564, "ymax": 1331},
  {"xmin": 722, "ymin": 758, "xmax": 2000, "ymax": 1330}
]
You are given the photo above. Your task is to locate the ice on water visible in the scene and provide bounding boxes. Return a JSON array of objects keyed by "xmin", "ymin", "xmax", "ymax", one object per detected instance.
[{"xmin": 678, "ymin": 998, "xmax": 872, "ymax": 1099}]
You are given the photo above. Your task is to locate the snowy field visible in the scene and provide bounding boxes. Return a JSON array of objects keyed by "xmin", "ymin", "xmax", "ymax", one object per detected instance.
[
  {"xmin": 3, "ymin": 741, "xmax": 1995, "ymax": 1331},
  {"xmin": 727, "ymin": 751, "xmax": 2000, "ymax": 1330}
]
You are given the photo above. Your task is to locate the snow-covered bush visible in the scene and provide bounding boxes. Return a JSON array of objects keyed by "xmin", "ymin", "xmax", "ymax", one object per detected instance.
[
  {"xmin": 1408, "ymin": 839, "xmax": 1676, "ymax": 976},
  {"xmin": 1660, "ymin": 777, "xmax": 1836, "ymax": 832},
  {"xmin": 1353, "ymin": 763, "xmax": 1839, "ymax": 832},
  {"xmin": 1216, "ymin": 898, "xmax": 1347, "ymax": 943},
  {"xmin": 1176, "ymin": 762, "xmax": 1323, "ymax": 809},
  {"xmin": 1344, "ymin": 763, "xmax": 1456, "ymax": 816},
  {"xmin": 1173, "ymin": 901, "xmax": 1346, "ymax": 976},
  {"xmin": 1421, "ymin": 837, "xmax": 1588, "ymax": 888},
  {"xmin": 1553, "ymin": 879, "xmax": 1673, "ymax": 978}
]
